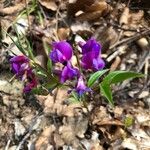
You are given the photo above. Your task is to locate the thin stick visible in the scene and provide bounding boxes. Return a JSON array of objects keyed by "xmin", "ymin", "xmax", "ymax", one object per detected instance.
[
  {"xmin": 5, "ymin": 140, "xmax": 11, "ymax": 150},
  {"xmin": 110, "ymin": 29, "xmax": 150, "ymax": 50}
]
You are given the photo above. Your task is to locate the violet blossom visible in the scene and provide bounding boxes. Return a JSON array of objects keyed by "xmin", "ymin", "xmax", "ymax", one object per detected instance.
[
  {"xmin": 10, "ymin": 55, "xmax": 37, "ymax": 92},
  {"xmin": 75, "ymin": 76, "xmax": 91, "ymax": 96},
  {"xmin": 23, "ymin": 70, "xmax": 37, "ymax": 93},
  {"xmin": 60, "ymin": 62, "xmax": 79, "ymax": 83},
  {"xmin": 10, "ymin": 55, "xmax": 29, "ymax": 77},
  {"xmin": 81, "ymin": 52, "xmax": 105, "ymax": 71},
  {"xmin": 50, "ymin": 41, "xmax": 73, "ymax": 64},
  {"xmin": 80, "ymin": 38, "xmax": 105, "ymax": 71}
]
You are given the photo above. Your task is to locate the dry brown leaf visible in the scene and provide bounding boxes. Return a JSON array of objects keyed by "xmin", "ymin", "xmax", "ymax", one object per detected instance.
[
  {"xmin": 110, "ymin": 56, "xmax": 121, "ymax": 71},
  {"xmin": 0, "ymin": 1, "xmax": 26, "ymax": 15},
  {"xmin": 119, "ymin": 7, "xmax": 130, "ymax": 25},
  {"xmin": 57, "ymin": 27, "xmax": 70, "ymax": 40},
  {"xmin": 91, "ymin": 106, "xmax": 110, "ymax": 124},
  {"xmin": 76, "ymin": 1, "xmax": 112, "ymax": 21},
  {"xmin": 62, "ymin": 103, "xmax": 82, "ymax": 117},
  {"xmin": 35, "ymin": 125, "xmax": 56, "ymax": 149},
  {"xmin": 96, "ymin": 120, "xmax": 124, "ymax": 126},
  {"xmin": 113, "ymin": 106, "xmax": 124, "ymax": 119},
  {"xmin": 59, "ymin": 125, "xmax": 76, "ymax": 145},
  {"xmin": 129, "ymin": 10, "xmax": 144, "ymax": 26},
  {"xmin": 53, "ymin": 133, "xmax": 65, "ymax": 147},
  {"xmin": 123, "ymin": 10, "xmax": 144, "ymax": 36},
  {"xmin": 67, "ymin": 0, "xmax": 96, "ymax": 17},
  {"xmin": 39, "ymin": 0, "xmax": 58, "ymax": 11},
  {"xmin": 37, "ymin": 88, "xmax": 71, "ymax": 115},
  {"xmin": 94, "ymin": 26, "xmax": 119, "ymax": 52},
  {"xmin": 136, "ymin": 38, "xmax": 149, "ymax": 50}
]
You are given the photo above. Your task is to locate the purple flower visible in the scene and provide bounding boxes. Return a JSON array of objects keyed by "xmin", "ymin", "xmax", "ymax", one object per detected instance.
[
  {"xmin": 60, "ymin": 62, "xmax": 79, "ymax": 83},
  {"xmin": 10, "ymin": 55, "xmax": 38, "ymax": 93},
  {"xmin": 75, "ymin": 76, "xmax": 91, "ymax": 96},
  {"xmin": 80, "ymin": 38, "xmax": 105, "ymax": 71},
  {"xmin": 23, "ymin": 73, "xmax": 37, "ymax": 93},
  {"xmin": 10, "ymin": 55, "xmax": 29, "ymax": 77},
  {"xmin": 81, "ymin": 52, "xmax": 105, "ymax": 71},
  {"xmin": 50, "ymin": 41, "xmax": 73, "ymax": 64},
  {"xmin": 80, "ymin": 38, "xmax": 101, "ymax": 55}
]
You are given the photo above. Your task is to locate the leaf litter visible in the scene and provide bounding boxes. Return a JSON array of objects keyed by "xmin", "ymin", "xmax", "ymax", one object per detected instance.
[{"xmin": 0, "ymin": 0, "xmax": 150, "ymax": 149}]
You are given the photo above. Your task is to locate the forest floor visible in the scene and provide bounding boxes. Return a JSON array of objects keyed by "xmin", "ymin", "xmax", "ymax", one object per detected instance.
[{"xmin": 0, "ymin": 0, "xmax": 150, "ymax": 149}]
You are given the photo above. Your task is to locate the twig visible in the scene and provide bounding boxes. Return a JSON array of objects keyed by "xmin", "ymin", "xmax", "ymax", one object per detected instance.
[
  {"xmin": 16, "ymin": 132, "xmax": 32, "ymax": 150},
  {"xmin": 5, "ymin": 140, "xmax": 11, "ymax": 150},
  {"xmin": 110, "ymin": 29, "xmax": 150, "ymax": 50},
  {"xmin": 144, "ymin": 58, "xmax": 149, "ymax": 80},
  {"xmin": 16, "ymin": 114, "xmax": 44, "ymax": 150},
  {"xmin": 107, "ymin": 45, "xmax": 127, "ymax": 62},
  {"xmin": 108, "ymin": 22, "xmax": 139, "ymax": 32}
]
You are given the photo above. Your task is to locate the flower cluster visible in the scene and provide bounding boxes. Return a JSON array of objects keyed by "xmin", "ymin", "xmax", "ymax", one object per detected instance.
[
  {"xmin": 50, "ymin": 41, "xmax": 79, "ymax": 83},
  {"xmin": 50, "ymin": 38, "xmax": 105, "ymax": 96},
  {"xmin": 10, "ymin": 55, "xmax": 37, "ymax": 92},
  {"xmin": 10, "ymin": 38, "xmax": 105, "ymax": 95}
]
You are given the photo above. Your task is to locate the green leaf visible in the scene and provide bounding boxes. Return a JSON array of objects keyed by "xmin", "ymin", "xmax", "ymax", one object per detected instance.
[
  {"xmin": 88, "ymin": 69, "xmax": 109, "ymax": 87},
  {"xmin": 44, "ymin": 82, "xmax": 58, "ymax": 92},
  {"xmin": 100, "ymin": 70, "xmax": 144, "ymax": 106},
  {"xmin": 71, "ymin": 91, "xmax": 79, "ymax": 101},
  {"xmin": 47, "ymin": 59, "xmax": 52, "ymax": 73},
  {"xmin": 36, "ymin": 70, "xmax": 47, "ymax": 77},
  {"xmin": 3, "ymin": 29, "xmax": 26, "ymax": 55},
  {"xmin": 103, "ymin": 70, "xmax": 144, "ymax": 84},
  {"xmin": 100, "ymin": 83, "xmax": 114, "ymax": 105}
]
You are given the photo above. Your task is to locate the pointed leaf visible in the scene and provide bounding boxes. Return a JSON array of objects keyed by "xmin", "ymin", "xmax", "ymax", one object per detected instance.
[
  {"xmin": 100, "ymin": 70, "xmax": 144, "ymax": 106},
  {"xmin": 100, "ymin": 83, "xmax": 114, "ymax": 106},
  {"xmin": 88, "ymin": 69, "xmax": 109, "ymax": 87},
  {"xmin": 103, "ymin": 70, "xmax": 144, "ymax": 84}
]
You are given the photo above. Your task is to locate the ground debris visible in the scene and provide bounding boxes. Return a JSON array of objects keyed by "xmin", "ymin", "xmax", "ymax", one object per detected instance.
[{"xmin": 0, "ymin": 0, "xmax": 150, "ymax": 149}]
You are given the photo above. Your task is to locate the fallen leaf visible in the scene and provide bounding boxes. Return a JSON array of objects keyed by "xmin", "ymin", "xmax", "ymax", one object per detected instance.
[
  {"xmin": 35, "ymin": 125, "xmax": 56, "ymax": 149},
  {"xmin": 39, "ymin": 0, "xmax": 58, "ymax": 11},
  {"xmin": 76, "ymin": 1, "xmax": 112, "ymax": 21},
  {"xmin": 67, "ymin": 0, "xmax": 96, "ymax": 18},
  {"xmin": 57, "ymin": 27, "xmax": 70, "ymax": 40},
  {"xmin": 0, "ymin": 1, "xmax": 27, "ymax": 15},
  {"xmin": 119, "ymin": 7, "xmax": 130, "ymax": 25}
]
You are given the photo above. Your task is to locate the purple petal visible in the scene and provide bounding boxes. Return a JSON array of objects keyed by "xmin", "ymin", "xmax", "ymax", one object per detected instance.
[
  {"xmin": 92, "ymin": 58, "xmax": 105, "ymax": 71},
  {"xmin": 60, "ymin": 63, "xmax": 78, "ymax": 83},
  {"xmin": 23, "ymin": 78, "xmax": 37, "ymax": 93},
  {"xmin": 81, "ymin": 52, "xmax": 96, "ymax": 70},
  {"xmin": 81, "ymin": 52, "xmax": 105, "ymax": 71},
  {"xmin": 10, "ymin": 55, "xmax": 29, "ymax": 76},
  {"xmin": 10, "ymin": 55, "xmax": 28, "ymax": 63},
  {"xmin": 50, "ymin": 41, "xmax": 73, "ymax": 63},
  {"xmin": 81, "ymin": 38, "xmax": 101, "ymax": 55},
  {"xmin": 76, "ymin": 76, "xmax": 91, "ymax": 96},
  {"xmin": 23, "ymin": 71, "xmax": 37, "ymax": 93},
  {"xmin": 50, "ymin": 49, "xmax": 64, "ymax": 63},
  {"xmin": 11, "ymin": 63, "xmax": 19, "ymax": 74}
]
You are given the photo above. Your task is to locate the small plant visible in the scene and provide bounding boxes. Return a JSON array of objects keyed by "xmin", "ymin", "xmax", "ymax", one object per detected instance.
[{"xmin": 9, "ymin": 34, "xmax": 144, "ymax": 105}]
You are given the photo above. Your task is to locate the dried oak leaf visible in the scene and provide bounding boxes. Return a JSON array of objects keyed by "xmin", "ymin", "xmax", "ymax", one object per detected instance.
[
  {"xmin": 35, "ymin": 125, "xmax": 56, "ymax": 149},
  {"xmin": 119, "ymin": 7, "xmax": 130, "ymax": 25},
  {"xmin": 94, "ymin": 26, "xmax": 119, "ymax": 52},
  {"xmin": 76, "ymin": 1, "xmax": 112, "ymax": 21},
  {"xmin": 0, "ymin": 0, "xmax": 27, "ymax": 15},
  {"xmin": 39, "ymin": 0, "xmax": 58, "ymax": 11},
  {"xmin": 67, "ymin": 0, "xmax": 96, "ymax": 18},
  {"xmin": 57, "ymin": 27, "xmax": 70, "ymax": 40}
]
